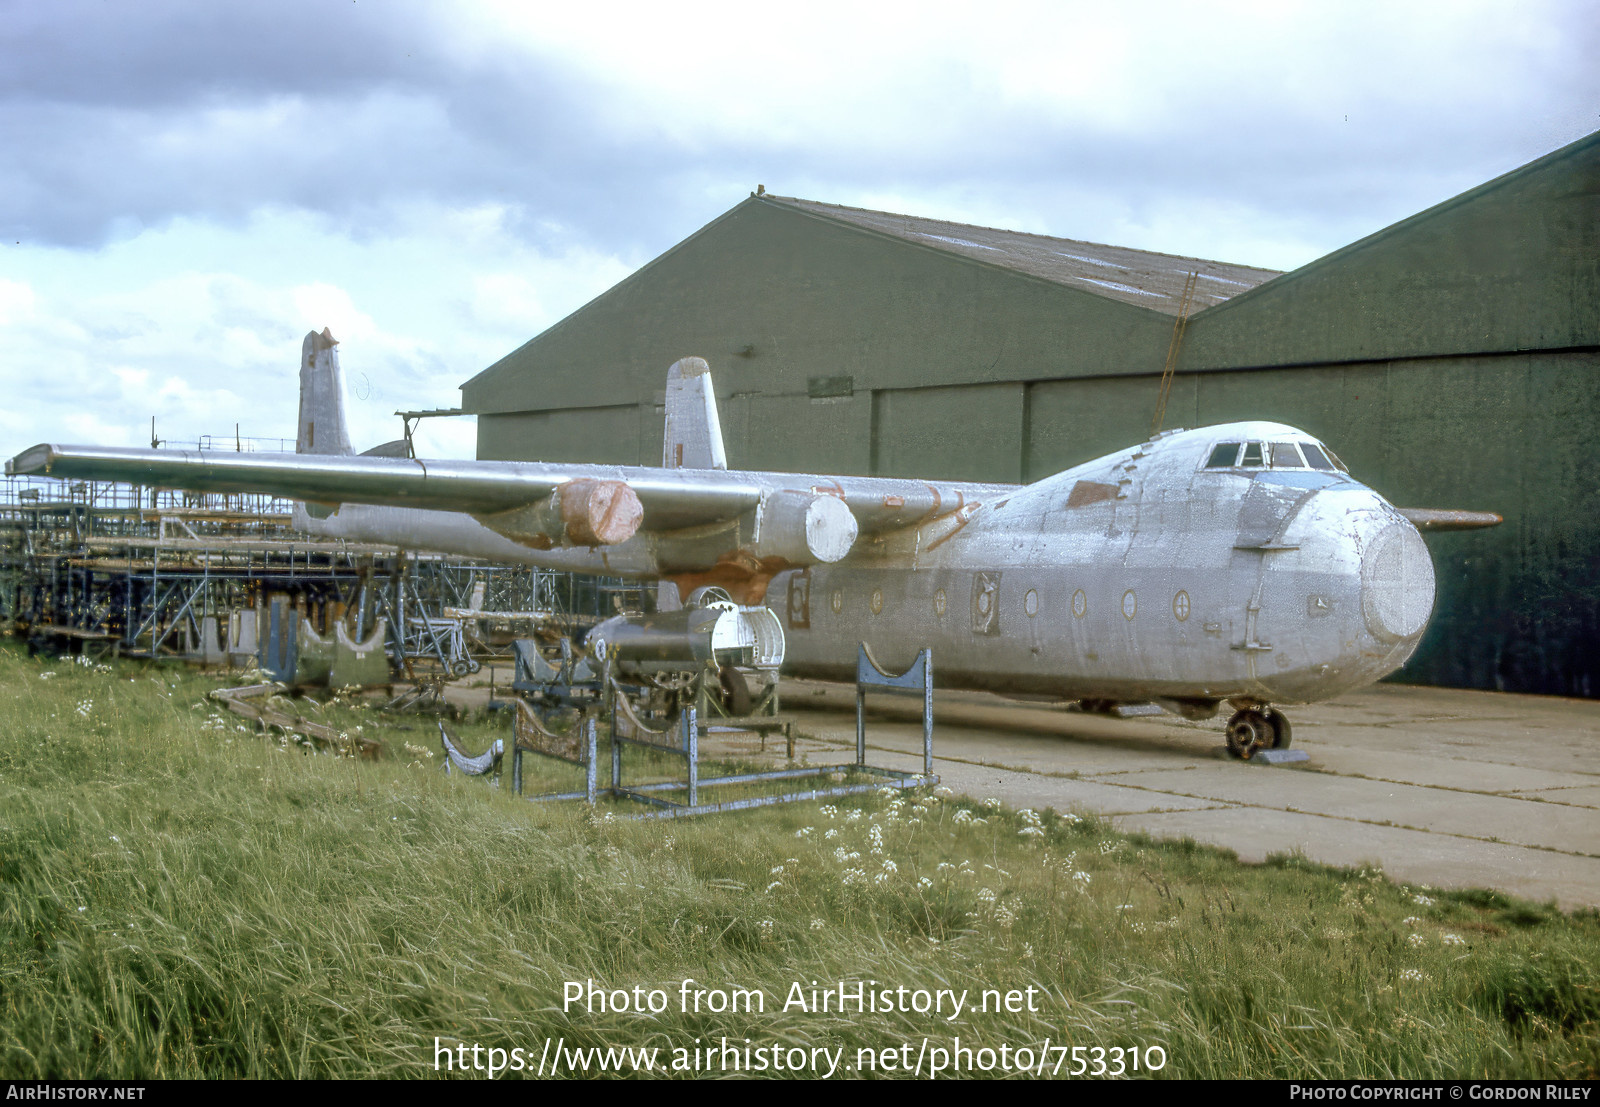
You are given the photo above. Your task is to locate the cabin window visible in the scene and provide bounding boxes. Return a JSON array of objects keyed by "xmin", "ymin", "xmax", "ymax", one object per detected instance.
[
  {"xmin": 1239, "ymin": 442, "xmax": 1265, "ymax": 467},
  {"xmin": 1269, "ymin": 442, "xmax": 1303, "ymax": 467},
  {"xmin": 1300, "ymin": 443, "xmax": 1337, "ymax": 470},
  {"xmin": 1205, "ymin": 443, "xmax": 1241, "ymax": 468}
]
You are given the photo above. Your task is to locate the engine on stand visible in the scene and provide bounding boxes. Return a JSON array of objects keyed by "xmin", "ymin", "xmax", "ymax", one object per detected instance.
[
  {"xmin": 588, "ymin": 587, "xmax": 785, "ymax": 721},
  {"xmin": 511, "ymin": 587, "xmax": 786, "ymax": 728}
]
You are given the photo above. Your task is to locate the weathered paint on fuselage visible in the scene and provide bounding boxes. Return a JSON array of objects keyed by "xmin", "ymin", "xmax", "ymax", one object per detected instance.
[{"xmin": 766, "ymin": 422, "xmax": 1435, "ymax": 707}]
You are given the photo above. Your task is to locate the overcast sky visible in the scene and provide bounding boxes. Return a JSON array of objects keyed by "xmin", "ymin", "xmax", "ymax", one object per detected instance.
[{"xmin": 2, "ymin": 0, "xmax": 1595, "ymax": 460}]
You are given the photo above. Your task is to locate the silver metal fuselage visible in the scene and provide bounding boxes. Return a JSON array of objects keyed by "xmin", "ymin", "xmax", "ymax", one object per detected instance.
[{"xmin": 765, "ymin": 421, "xmax": 1434, "ymax": 707}]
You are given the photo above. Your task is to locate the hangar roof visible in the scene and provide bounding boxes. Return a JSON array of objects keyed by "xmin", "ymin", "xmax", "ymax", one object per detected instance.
[{"xmin": 763, "ymin": 195, "xmax": 1282, "ymax": 314}]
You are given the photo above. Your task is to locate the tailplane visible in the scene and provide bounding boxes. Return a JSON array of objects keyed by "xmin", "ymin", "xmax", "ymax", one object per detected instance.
[
  {"xmin": 662, "ymin": 357, "xmax": 727, "ymax": 470},
  {"xmin": 296, "ymin": 328, "xmax": 354, "ymax": 456}
]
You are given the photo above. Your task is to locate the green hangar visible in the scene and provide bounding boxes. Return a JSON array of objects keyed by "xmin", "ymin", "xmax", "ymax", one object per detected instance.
[{"xmin": 460, "ymin": 131, "xmax": 1599, "ymax": 698}]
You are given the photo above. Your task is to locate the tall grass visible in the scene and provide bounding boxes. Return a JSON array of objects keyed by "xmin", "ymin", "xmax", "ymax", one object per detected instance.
[{"xmin": 0, "ymin": 643, "xmax": 1595, "ymax": 1078}]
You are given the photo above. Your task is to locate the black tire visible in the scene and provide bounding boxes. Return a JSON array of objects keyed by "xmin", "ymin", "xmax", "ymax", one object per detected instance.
[
  {"xmin": 1266, "ymin": 708, "xmax": 1292, "ymax": 749},
  {"xmin": 1225, "ymin": 709, "xmax": 1271, "ymax": 760},
  {"xmin": 719, "ymin": 665, "xmax": 752, "ymax": 717}
]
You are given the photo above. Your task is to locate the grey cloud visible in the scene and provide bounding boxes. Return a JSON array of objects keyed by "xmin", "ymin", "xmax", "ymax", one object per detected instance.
[{"xmin": 3, "ymin": 0, "xmax": 1597, "ymax": 267}]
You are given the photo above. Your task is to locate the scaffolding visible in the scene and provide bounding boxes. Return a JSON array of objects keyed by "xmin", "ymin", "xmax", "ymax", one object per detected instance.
[{"xmin": 0, "ymin": 471, "xmax": 649, "ymax": 678}]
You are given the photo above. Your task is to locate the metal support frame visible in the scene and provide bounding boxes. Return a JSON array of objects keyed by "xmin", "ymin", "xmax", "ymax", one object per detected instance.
[
  {"xmin": 505, "ymin": 645, "xmax": 939, "ymax": 819},
  {"xmin": 856, "ymin": 643, "xmax": 934, "ymax": 776}
]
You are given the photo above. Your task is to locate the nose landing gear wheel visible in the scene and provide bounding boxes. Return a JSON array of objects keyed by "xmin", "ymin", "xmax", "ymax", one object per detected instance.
[{"xmin": 1225, "ymin": 709, "xmax": 1275, "ymax": 759}]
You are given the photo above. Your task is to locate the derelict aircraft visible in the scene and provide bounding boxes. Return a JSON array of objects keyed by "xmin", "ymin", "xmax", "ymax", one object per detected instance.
[{"xmin": 8, "ymin": 329, "xmax": 1500, "ymax": 758}]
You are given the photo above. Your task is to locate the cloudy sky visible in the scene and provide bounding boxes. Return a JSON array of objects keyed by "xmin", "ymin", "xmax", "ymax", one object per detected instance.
[{"xmin": 2, "ymin": 0, "xmax": 1595, "ymax": 460}]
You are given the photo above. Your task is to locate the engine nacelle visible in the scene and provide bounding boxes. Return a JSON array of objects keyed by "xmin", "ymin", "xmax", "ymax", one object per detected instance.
[
  {"xmin": 746, "ymin": 490, "xmax": 857, "ymax": 564},
  {"xmin": 587, "ymin": 604, "xmax": 785, "ymax": 676},
  {"xmin": 476, "ymin": 478, "xmax": 644, "ymax": 550}
]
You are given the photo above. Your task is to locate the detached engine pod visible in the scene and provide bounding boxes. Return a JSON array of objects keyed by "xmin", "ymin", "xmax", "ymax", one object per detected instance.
[
  {"xmin": 750, "ymin": 490, "xmax": 857, "ymax": 564},
  {"xmin": 588, "ymin": 605, "xmax": 785, "ymax": 676}
]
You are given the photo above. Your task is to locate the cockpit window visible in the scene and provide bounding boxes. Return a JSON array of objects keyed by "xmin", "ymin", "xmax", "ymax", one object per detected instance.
[
  {"xmin": 1205, "ymin": 443, "xmax": 1241, "ymax": 469},
  {"xmin": 1269, "ymin": 442, "xmax": 1303, "ymax": 468},
  {"xmin": 1300, "ymin": 443, "xmax": 1336, "ymax": 470},
  {"xmin": 1325, "ymin": 447, "xmax": 1349, "ymax": 473},
  {"xmin": 1239, "ymin": 442, "xmax": 1265, "ymax": 467}
]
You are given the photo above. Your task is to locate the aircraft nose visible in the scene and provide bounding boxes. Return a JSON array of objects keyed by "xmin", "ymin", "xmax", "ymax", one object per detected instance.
[{"xmin": 1358, "ymin": 516, "xmax": 1435, "ymax": 643}]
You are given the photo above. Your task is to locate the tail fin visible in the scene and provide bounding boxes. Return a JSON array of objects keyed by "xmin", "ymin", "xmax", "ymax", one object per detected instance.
[
  {"xmin": 658, "ymin": 357, "xmax": 727, "ymax": 611},
  {"xmin": 661, "ymin": 357, "xmax": 727, "ymax": 470},
  {"xmin": 296, "ymin": 328, "xmax": 353, "ymax": 456}
]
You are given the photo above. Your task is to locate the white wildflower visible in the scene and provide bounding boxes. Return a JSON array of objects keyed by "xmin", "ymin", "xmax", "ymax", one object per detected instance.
[
  {"xmin": 1019, "ymin": 826, "xmax": 1045, "ymax": 838},
  {"xmin": 1072, "ymin": 871, "xmax": 1092, "ymax": 888},
  {"xmin": 824, "ymin": 828, "xmax": 838, "ymax": 840},
  {"xmin": 845, "ymin": 809, "xmax": 863, "ymax": 822},
  {"xmin": 918, "ymin": 877, "xmax": 932, "ymax": 889},
  {"xmin": 977, "ymin": 887, "xmax": 997, "ymax": 904},
  {"xmin": 881, "ymin": 859, "xmax": 898, "ymax": 874},
  {"xmin": 795, "ymin": 827, "xmax": 814, "ymax": 839},
  {"xmin": 1401, "ymin": 916, "xmax": 1421, "ymax": 927},
  {"xmin": 765, "ymin": 881, "xmax": 782, "ymax": 893},
  {"xmin": 1440, "ymin": 933, "xmax": 1466, "ymax": 947},
  {"xmin": 771, "ymin": 865, "xmax": 785, "ymax": 874},
  {"xmin": 39, "ymin": 672, "xmax": 57, "ymax": 680},
  {"xmin": 874, "ymin": 872, "xmax": 890, "ymax": 885},
  {"xmin": 1407, "ymin": 933, "xmax": 1426, "ymax": 948},
  {"xmin": 810, "ymin": 918, "xmax": 825, "ymax": 930},
  {"xmin": 1412, "ymin": 893, "xmax": 1435, "ymax": 907},
  {"xmin": 1399, "ymin": 968, "xmax": 1425, "ymax": 983}
]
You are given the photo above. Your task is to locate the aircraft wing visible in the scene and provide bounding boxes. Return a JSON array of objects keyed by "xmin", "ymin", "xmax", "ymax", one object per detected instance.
[{"xmin": 6, "ymin": 443, "xmax": 995, "ymax": 539}]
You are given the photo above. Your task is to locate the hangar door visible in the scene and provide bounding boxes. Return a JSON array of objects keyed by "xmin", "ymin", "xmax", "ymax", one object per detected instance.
[{"xmin": 871, "ymin": 383, "xmax": 1025, "ymax": 484}]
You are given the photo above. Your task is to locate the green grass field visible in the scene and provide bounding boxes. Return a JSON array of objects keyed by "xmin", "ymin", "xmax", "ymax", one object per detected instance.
[{"xmin": 0, "ymin": 642, "xmax": 1595, "ymax": 1079}]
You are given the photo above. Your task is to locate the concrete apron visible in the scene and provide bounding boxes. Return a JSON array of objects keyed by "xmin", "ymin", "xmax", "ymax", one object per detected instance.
[{"xmin": 698, "ymin": 681, "xmax": 1600, "ymax": 910}]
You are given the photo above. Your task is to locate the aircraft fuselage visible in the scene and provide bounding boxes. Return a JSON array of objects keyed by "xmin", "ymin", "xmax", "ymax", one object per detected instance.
[{"xmin": 766, "ymin": 421, "xmax": 1433, "ymax": 712}]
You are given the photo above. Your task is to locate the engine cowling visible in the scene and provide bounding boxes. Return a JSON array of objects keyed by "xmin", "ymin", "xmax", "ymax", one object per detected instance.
[{"xmin": 587, "ymin": 604, "xmax": 785, "ymax": 676}]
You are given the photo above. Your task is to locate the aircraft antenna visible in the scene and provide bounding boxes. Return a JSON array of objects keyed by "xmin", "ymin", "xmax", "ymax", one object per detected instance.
[{"xmin": 1150, "ymin": 270, "xmax": 1199, "ymax": 436}]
